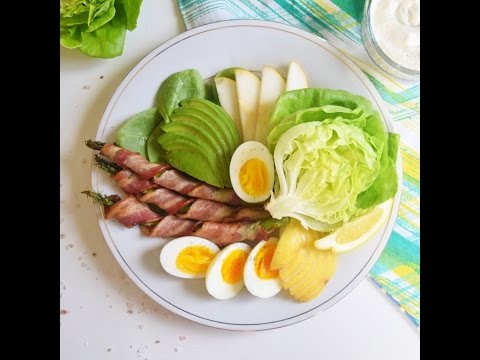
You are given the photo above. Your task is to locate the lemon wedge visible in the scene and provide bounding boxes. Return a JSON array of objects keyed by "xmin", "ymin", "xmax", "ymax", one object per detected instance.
[{"xmin": 314, "ymin": 199, "xmax": 394, "ymax": 253}]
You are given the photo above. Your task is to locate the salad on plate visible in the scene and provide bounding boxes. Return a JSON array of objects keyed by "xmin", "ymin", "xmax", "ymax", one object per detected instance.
[{"xmin": 84, "ymin": 61, "xmax": 399, "ymax": 303}]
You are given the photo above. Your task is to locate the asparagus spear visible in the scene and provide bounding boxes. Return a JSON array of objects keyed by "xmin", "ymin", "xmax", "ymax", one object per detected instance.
[
  {"xmin": 85, "ymin": 140, "xmax": 105, "ymax": 151},
  {"xmin": 83, "ymin": 190, "xmax": 167, "ymax": 216},
  {"xmin": 94, "ymin": 154, "xmax": 122, "ymax": 174},
  {"xmin": 82, "ymin": 191, "xmax": 287, "ymax": 244},
  {"xmin": 93, "ymin": 155, "xmax": 270, "ymax": 222},
  {"xmin": 81, "ymin": 191, "xmax": 120, "ymax": 206},
  {"xmin": 86, "ymin": 140, "xmax": 245, "ymax": 206}
]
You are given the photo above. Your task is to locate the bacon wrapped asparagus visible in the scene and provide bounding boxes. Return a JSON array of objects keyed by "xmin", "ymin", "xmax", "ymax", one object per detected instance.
[
  {"xmin": 86, "ymin": 140, "xmax": 244, "ymax": 206},
  {"xmin": 93, "ymin": 155, "xmax": 270, "ymax": 223},
  {"xmin": 83, "ymin": 191, "xmax": 287, "ymax": 246}
]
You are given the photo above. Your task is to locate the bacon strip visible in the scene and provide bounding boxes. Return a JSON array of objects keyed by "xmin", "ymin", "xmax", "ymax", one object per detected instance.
[
  {"xmin": 141, "ymin": 216, "xmax": 201, "ymax": 237},
  {"xmin": 193, "ymin": 222, "xmax": 269, "ymax": 246},
  {"xmin": 152, "ymin": 168, "xmax": 200, "ymax": 194},
  {"xmin": 186, "ymin": 183, "xmax": 245, "ymax": 206},
  {"xmin": 140, "ymin": 216, "xmax": 269, "ymax": 246},
  {"xmin": 101, "ymin": 143, "xmax": 170, "ymax": 180},
  {"xmin": 97, "ymin": 142, "xmax": 244, "ymax": 206},
  {"xmin": 176, "ymin": 199, "xmax": 236, "ymax": 222},
  {"xmin": 138, "ymin": 190, "xmax": 269, "ymax": 223},
  {"xmin": 138, "ymin": 188, "xmax": 194, "ymax": 215},
  {"xmin": 105, "ymin": 196, "xmax": 162, "ymax": 228},
  {"xmin": 154, "ymin": 169, "xmax": 245, "ymax": 206},
  {"xmin": 93, "ymin": 192, "xmax": 280, "ymax": 246},
  {"xmin": 104, "ymin": 161, "xmax": 269, "ymax": 223},
  {"xmin": 112, "ymin": 169, "xmax": 156, "ymax": 195},
  {"xmin": 226, "ymin": 207, "xmax": 272, "ymax": 222}
]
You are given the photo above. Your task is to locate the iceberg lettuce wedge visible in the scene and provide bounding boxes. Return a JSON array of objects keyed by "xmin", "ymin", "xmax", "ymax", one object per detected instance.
[
  {"xmin": 266, "ymin": 121, "xmax": 381, "ymax": 231},
  {"xmin": 265, "ymin": 88, "xmax": 399, "ymax": 229}
]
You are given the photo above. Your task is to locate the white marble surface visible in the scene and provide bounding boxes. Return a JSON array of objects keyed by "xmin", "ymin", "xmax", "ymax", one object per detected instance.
[{"xmin": 60, "ymin": 1, "xmax": 420, "ymax": 358}]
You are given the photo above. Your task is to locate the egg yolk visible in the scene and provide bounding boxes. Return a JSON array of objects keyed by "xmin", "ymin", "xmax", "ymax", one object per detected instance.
[
  {"xmin": 239, "ymin": 158, "xmax": 269, "ymax": 196},
  {"xmin": 221, "ymin": 249, "xmax": 248, "ymax": 284},
  {"xmin": 254, "ymin": 242, "xmax": 279, "ymax": 279},
  {"xmin": 176, "ymin": 246, "xmax": 217, "ymax": 276}
]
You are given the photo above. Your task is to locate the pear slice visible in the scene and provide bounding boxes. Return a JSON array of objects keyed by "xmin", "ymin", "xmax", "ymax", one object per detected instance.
[
  {"xmin": 285, "ymin": 61, "xmax": 308, "ymax": 91},
  {"xmin": 235, "ymin": 69, "xmax": 261, "ymax": 142},
  {"xmin": 254, "ymin": 66, "xmax": 286, "ymax": 145},
  {"xmin": 214, "ymin": 77, "xmax": 243, "ymax": 141}
]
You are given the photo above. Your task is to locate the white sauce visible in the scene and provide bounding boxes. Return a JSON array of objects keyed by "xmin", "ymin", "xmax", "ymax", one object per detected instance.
[{"xmin": 370, "ymin": 0, "xmax": 420, "ymax": 71}]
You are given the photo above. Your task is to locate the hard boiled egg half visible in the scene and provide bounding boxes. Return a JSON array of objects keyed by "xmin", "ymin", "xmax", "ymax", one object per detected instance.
[
  {"xmin": 205, "ymin": 243, "xmax": 251, "ymax": 299},
  {"xmin": 160, "ymin": 236, "xmax": 220, "ymax": 278},
  {"xmin": 229, "ymin": 141, "xmax": 274, "ymax": 203},
  {"xmin": 244, "ymin": 237, "xmax": 283, "ymax": 298}
]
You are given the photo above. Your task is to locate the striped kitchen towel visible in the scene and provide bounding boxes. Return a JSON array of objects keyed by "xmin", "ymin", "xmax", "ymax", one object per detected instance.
[{"xmin": 177, "ymin": 0, "xmax": 420, "ymax": 327}]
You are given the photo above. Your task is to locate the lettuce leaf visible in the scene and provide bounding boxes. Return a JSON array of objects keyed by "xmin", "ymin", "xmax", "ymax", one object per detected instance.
[
  {"xmin": 269, "ymin": 88, "xmax": 379, "ymax": 133},
  {"xmin": 265, "ymin": 88, "xmax": 399, "ymax": 229},
  {"xmin": 121, "ymin": 0, "xmax": 143, "ymax": 30},
  {"xmin": 60, "ymin": 0, "xmax": 143, "ymax": 58},
  {"xmin": 356, "ymin": 132, "xmax": 399, "ymax": 209},
  {"xmin": 267, "ymin": 104, "xmax": 369, "ymax": 150},
  {"xmin": 78, "ymin": 4, "xmax": 126, "ymax": 58},
  {"xmin": 266, "ymin": 121, "xmax": 381, "ymax": 231}
]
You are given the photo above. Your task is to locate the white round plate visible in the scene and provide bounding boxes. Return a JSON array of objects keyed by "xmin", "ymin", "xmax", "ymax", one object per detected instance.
[{"xmin": 92, "ymin": 20, "xmax": 402, "ymax": 331}]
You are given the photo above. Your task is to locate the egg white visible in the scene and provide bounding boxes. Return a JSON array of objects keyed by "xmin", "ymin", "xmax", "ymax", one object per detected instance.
[
  {"xmin": 244, "ymin": 238, "xmax": 283, "ymax": 298},
  {"xmin": 205, "ymin": 242, "xmax": 252, "ymax": 300},
  {"xmin": 159, "ymin": 236, "xmax": 220, "ymax": 279},
  {"xmin": 229, "ymin": 141, "xmax": 275, "ymax": 203}
]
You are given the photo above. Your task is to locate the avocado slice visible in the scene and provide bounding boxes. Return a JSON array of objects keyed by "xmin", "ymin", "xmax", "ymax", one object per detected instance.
[
  {"xmin": 180, "ymin": 98, "xmax": 241, "ymax": 147},
  {"xmin": 159, "ymin": 140, "xmax": 224, "ymax": 187},
  {"xmin": 164, "ymin": 148, "xmax": 222, "ymax": 188},
  {"xmin": 156, "ymin": 98, "xmax": 241, "ymax": 188},
  {"xmin": 158, "ymin": 132, "xmax": 228, "ymax": 187},
  {"xmin": 161, "ymin": 121, "xmax": 230, "ymax": 183},
  {"xmin": 173, "ymin": 106, "xmax": 237, "ymax": 153},
  {"xmin": 172, "ymin": 106, "xmax": 240, "ymax": 180},
  {"xmin": 170, "ymin": 112, "xmax": 230, "ymax": 156},
  {"xmin": 182, "ymin": 98, "xmax": 240, "ymax": 142}
]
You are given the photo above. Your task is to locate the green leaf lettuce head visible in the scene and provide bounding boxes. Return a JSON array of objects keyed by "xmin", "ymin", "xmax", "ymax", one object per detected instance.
[
  {"xmin": 60, "ymin": 0, "xmax": 143, "ymax": 58},
  {"xmin": 265, "ymin": 88, "xmax": 399, "ymax": 231}
]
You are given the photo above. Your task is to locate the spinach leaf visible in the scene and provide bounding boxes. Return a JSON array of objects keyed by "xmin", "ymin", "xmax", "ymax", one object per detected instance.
[
  {"xmin": 115, "ymin": 108, "xmax": 160, "ymax": 157},
  {"xmin": 155, "ymin": 69, "xmax": 205, "ymax": 123}
]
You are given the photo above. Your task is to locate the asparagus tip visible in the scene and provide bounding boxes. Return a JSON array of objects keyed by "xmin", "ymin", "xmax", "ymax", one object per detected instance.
[
  {"xmin": 81, "ymin": 190, "xmax": 120, "ymax": 206},
  {"xmin": 260, "ymin": 217, "xmax": 290, "ymax": 231},
  {"xmin": 94, "ymin": 154, "xmax": 122, "ymax": 174},
  {"xmin": 85, "ymin": 140, "xmax": 105, "ymax": 151}
]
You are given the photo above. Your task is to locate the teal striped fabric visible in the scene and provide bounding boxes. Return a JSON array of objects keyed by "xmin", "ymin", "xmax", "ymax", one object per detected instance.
[{"xmin": 177, "ymin": 0, "xmax": 420, "ymax": 327}]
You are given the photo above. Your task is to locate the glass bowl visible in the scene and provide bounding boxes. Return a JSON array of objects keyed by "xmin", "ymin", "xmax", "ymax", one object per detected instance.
[{"xmin": 362, "ymin": 0, "xmax": 420, "ymax": 81}]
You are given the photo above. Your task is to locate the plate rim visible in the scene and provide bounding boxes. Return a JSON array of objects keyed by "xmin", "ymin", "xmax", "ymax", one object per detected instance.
[{"xmin": 91, "ymin": 19, "xmax": 402, "ymax": 331}]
